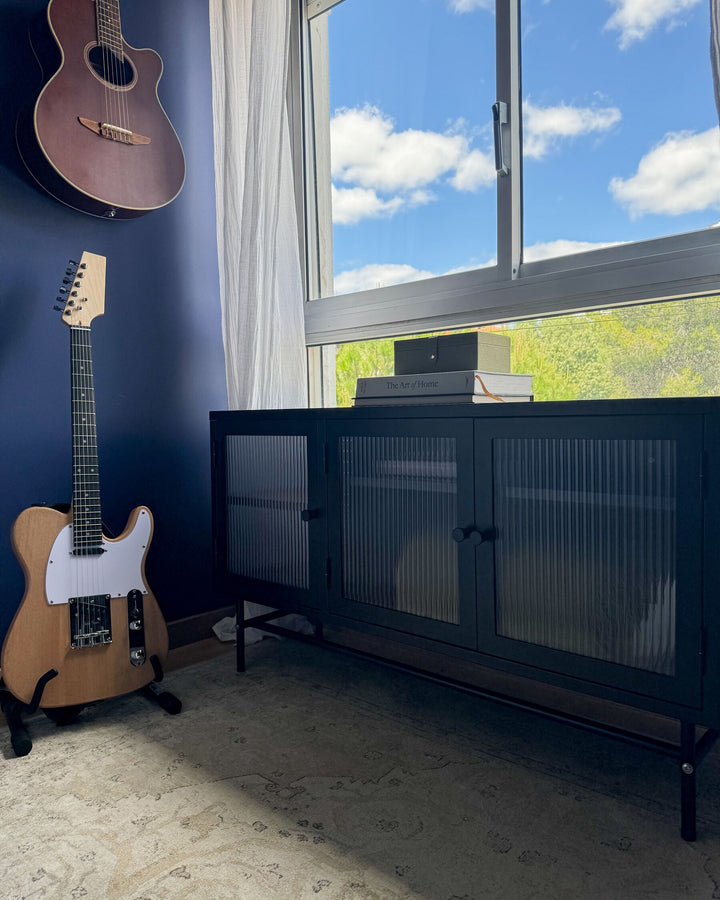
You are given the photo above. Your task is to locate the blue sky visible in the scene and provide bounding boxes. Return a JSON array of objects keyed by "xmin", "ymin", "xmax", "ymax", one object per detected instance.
[{"xmin": 323, "ymin": 0, "xmax": 720, "ymax": 294}]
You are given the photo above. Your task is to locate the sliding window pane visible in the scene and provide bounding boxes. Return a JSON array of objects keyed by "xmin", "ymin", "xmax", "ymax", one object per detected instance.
[
  {"xmin": 521, "ymin": 0, "xmax": 719, "ymax": 263},
  {"xmin": 308, "ymin": 0, "xmax": 497, "ymax": 297}
]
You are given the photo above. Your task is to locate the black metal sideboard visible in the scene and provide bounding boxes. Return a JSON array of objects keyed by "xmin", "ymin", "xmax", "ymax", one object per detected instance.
[{"xmin": 210, "ymin": 398, "xmax": 720, "ymax": 840}]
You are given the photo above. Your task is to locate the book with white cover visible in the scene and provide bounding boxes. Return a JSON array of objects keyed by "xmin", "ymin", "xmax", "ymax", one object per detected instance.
[
  {"xmin": 353, "ymin": 393, "xmax": 533, "ymax": 406},
  {"xmin": 355, "ymin": 370, "xmax": 533, "ymax": 398}
]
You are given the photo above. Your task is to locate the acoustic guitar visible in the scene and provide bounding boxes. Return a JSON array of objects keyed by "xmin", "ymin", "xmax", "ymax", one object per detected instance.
[
  {"xmin": 1, "ymin": 251, "xmax": 169, "ymax": 708},
  {"xmin": 16, "ymin": 0, "xmax": 185, "ymax": 219}
]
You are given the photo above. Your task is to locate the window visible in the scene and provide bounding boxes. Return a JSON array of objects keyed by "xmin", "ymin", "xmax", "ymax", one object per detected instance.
[{"xmin": 299, "ymin": 0, "xmax": 720, "ymax": 375}]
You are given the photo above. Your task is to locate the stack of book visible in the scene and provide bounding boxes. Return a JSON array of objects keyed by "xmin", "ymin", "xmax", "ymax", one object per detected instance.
[{"xmin": 354, "ymin": 370, "xmax": 533, "ymax": 406}]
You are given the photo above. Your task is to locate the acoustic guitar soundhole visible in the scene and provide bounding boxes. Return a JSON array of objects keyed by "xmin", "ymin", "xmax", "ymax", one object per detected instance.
[{"xmin": 87, "ymin": 44, "xmax": 135, "ymax": 88}]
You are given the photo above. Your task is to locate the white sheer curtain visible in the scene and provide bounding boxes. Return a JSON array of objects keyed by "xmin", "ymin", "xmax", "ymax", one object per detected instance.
[
  {"xmin": 209, "ymin": 0, "xmax": 311, "ymax": 643},
  {"xmin": 209, "ymin": 0, "xmax": 307, "ymax": 410}
]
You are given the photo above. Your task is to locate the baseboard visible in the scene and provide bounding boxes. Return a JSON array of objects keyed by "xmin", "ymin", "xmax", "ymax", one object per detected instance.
[{"xmin": 166, "ymin": 605, "xmax": 235, "ymax": 649}]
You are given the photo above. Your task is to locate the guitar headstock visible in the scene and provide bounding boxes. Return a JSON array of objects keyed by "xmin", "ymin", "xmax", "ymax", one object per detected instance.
[{"xmin": 56, "ymin": 251, "xmax": 106, "ymax": 327}]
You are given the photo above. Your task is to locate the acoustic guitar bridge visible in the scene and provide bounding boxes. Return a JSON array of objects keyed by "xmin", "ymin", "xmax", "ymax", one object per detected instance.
[
  {"xmin": 69, "ymin": 595, "xmax": 112, "ymax": 649},
  {"xmin": 77, "ymin": 117, "xmax": 151, "ymax": 145}
]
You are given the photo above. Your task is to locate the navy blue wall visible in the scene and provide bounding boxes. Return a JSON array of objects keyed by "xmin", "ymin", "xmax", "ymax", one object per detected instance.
[{"xmin": 0, "ymin": 0, "xmax": 227, "ymax": 642}]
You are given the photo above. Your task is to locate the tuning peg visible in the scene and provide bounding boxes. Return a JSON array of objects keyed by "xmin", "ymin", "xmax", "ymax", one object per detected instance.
[
  {"xmin": 62, "ymin": 278, "xmax": 73, "ymax": 284},
  {"xmin": 68, "ymin": 259, "xmax": 79, "ymax": 266},
  {"xmin": 53, "ymin": 305, "xmax": 64, "ymax": 312},
  {"xmin": 59, "ymin": 288, "xmax": 68, "ymax": 294}
]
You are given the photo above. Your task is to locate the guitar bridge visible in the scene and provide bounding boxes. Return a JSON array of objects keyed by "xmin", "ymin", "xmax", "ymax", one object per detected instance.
[
  {"xmin": 69, "ymin": 595, "xmax": 112, "ymax": 648},
  {"xmin": 77, "ymin": 117, "xmax": 151, "ymax": 145}
]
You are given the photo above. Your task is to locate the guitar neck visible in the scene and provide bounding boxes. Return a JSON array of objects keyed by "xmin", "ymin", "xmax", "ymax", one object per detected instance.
[
  {"xmin": 96, "ymin": 0, "xmax": 124, "ymax": 55},
  {"xmin": 70, "ymin": 326, "xmax": 103, "ymax": 555}
]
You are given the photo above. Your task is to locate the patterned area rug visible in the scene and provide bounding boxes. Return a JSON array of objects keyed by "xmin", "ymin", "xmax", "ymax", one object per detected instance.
[{"xmin": 2, "ymin": 637, "xmax": 720, "ymax": 899}]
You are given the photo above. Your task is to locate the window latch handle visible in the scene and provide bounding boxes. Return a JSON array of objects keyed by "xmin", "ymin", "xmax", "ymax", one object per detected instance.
[{"xmin": 492, "ymin": 101, "xmax": 509, "ymax": 176}]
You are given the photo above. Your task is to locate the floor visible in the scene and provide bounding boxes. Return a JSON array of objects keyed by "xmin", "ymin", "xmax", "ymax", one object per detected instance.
[{"xmin": 2, "ymin": 634, "xmax": 720, "ymax": 898}]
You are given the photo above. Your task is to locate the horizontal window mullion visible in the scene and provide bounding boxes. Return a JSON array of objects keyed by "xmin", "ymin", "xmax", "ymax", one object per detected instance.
[{"xmin": 304, "ymin": 234, "xmax": 720, "ymax": 345}]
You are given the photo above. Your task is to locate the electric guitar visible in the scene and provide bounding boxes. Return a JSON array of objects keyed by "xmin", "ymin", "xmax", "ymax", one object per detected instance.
[
  {"xmin": 1, "ymin": 251, "xmax": 169, "ymax": 708},
  {"xmin": 16, "ymin": 0, "xmax": 185, "ymax": 219}
]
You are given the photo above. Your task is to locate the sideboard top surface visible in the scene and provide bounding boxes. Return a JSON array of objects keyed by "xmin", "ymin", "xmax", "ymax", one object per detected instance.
[{"xmin": 211, "ymin": 396, "xmax": 720, "ymax": 422}]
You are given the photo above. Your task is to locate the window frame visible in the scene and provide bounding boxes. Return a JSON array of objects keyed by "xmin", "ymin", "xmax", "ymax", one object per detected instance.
[{"xmin": 296, "ymin": 0, "xmax": 720, "ymax": 348}]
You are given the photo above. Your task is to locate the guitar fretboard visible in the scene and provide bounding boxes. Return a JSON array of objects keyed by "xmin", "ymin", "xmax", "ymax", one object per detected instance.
[
  {"xmin": 71, "ymin": 326, "xmax": 103, "ymax": 554},
  {"xmin": 96, "ymin": 0, "xmax": 123, "ymax": 56}
]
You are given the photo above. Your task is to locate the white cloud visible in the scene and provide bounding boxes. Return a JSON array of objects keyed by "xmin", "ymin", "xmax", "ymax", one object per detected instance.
[
  {"xmin": 448, "ymin": 0, "xmax": 493, "ymax": 11},
  {"xmin": 449, "ymin": 149, "xmax": 496, "ymax": 191},
  {"xmin": 523, "ymin": 239, "xmax": 625, "ymax": 261},
  {"xmin": 523, "ymin": 101, "xmax": 621, "ymax": 159},
  {"xmin": 334, "ymin": 242, "xmax": 624, "ymax": 293},
  {"xmin": 331, "ymin": 105, "xmax": 468, "ymax": 192},
  {"xmin": 331, "ymin": 185, "xmax": 435, "ymax": 225},
  {"xmin": 331, "ymin": 186, "xmax": 404, "ymax": 225},
  {"xmin": 604, "ymin": 0, "xmax": 702, "ymax": 50},
  {"xmin": 329, "ymin": 105, "xmax": 497, "ymax": 223},
  {"xmin": 609, "ymin": 128, "xmax": 720, "ymax": 217},
  {"xmin": 334, "ymin": 263, "xmax": 436, "ymax": 295}
]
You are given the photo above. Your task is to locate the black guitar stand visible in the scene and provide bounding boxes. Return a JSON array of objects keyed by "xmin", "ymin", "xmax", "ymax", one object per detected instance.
[
  {"xmin": 1, "ymin": 654, "xmax": 181, "ymax": 758},
  {"xmin": 0, "ymin": 668, "xmax": 58, "ymax": 756},
  {"xmin": 141, "ymin": 654, "xmax": 182, "ymax": 716}
]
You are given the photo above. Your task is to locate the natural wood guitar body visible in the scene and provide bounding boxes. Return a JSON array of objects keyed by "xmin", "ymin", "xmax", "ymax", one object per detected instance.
[
  {"xmin": 16, "ymin": 0, "xmax": 185, "ymax": 218},
  {"xmin": 2, "ymin": 505, "xmax": 169, "ymax": 707}
]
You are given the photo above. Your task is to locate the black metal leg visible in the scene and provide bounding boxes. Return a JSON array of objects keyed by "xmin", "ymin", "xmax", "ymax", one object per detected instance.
[
  {"xmin": 680, "ymin": 721, "xmax": 697, "ymax": 842},
  {"xmin": 235, "ymin": 598, "xmax": 246, "ymax": 673}
]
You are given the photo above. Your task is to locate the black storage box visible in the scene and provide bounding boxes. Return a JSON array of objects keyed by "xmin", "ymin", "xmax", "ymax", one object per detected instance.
[{"xmin": 394, "ymin": 331, "xmax": 511, "ymax": 375}]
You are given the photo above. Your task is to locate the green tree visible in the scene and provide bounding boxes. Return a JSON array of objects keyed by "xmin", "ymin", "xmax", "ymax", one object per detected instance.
[{"xmin": 335, "ymin": 337, "xmax": 394, "ymax": 406}]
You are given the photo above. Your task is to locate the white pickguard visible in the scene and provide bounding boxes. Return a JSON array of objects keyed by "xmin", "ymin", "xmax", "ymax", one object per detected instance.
[{"xmin": 45, "ymin": 509, "xmax": 151, "ymax": 605}]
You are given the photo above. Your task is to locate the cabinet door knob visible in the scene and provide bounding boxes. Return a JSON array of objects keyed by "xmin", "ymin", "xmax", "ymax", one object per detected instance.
[{"xmin": 452, "ymin": 526, "xmax": 496, "ymax": 544}]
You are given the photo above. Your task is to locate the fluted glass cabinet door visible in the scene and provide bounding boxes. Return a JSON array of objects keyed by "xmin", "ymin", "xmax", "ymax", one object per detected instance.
[
  {"xmin": 475, "ymin": 415, "xmax": 704, "ymax": 705},
  {"xmin": 327, "ymin": 419, "xmax": 477, "ymax": 648},
  {"xmin": 214, "ymin": 419, "xmax": 325, "ymax": 610}
]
